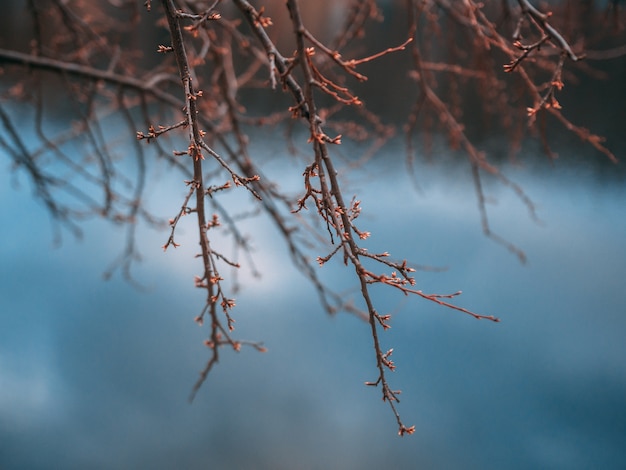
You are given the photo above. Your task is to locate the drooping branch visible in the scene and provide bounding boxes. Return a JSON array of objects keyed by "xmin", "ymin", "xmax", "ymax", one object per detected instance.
[{"xmin": 0, "ymin": 0, "xmax": 622, "ymax": 437}]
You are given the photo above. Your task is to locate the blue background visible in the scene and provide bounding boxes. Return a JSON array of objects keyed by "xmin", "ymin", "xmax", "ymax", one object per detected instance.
[
  {"xmin": 1, "ymin": 0, "xmax": 626, "ymax": 466},
  {"xmin": 2, "ymin": 148, "xmax": 626, "ymax": 468}
]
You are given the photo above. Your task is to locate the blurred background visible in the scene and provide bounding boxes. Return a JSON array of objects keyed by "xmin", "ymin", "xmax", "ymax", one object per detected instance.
[{"xmin": 1, "ymin": 1, "xmax": 626, "ymax": 469}]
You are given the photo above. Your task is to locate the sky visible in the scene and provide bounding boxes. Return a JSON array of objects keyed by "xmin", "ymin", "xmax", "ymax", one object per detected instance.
[{"xmin": 2, "ymin": 142, "xmax": 626, "ymax": 469}]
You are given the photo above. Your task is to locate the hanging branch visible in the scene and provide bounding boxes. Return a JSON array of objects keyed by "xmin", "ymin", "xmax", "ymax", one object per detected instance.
[
  {"xmin": 159, "ymin": 0, "xmax": 265, "ymax": 399},
  {"xmin": 0, "ymin": 0, "xmax": 622, "ymax": 436}
]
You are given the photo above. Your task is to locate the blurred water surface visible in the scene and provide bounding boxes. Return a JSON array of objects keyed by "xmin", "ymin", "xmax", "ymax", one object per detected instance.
[{"xmin": 1, "ymin": 136, "xmax": 626, "ymax": 469}]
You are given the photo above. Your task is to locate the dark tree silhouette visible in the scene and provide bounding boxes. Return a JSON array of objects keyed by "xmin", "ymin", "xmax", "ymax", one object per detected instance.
[{"xmin": 0, "ymin": 0, "xmax": 623, "ymax": 434}]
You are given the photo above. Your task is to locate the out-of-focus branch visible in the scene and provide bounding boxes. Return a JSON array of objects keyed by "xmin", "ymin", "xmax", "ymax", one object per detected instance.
[{"xmin": 516, "ymin": 0, "xmax": 580, "ymax": 61}]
